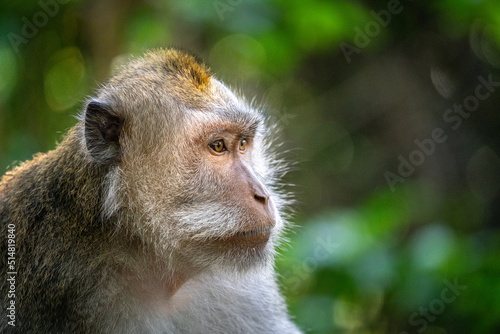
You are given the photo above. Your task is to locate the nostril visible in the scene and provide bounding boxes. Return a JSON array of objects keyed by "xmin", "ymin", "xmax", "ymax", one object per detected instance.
[{"xmin": 254, "ymin": 193, "xmax": 268, "ymax": 206}]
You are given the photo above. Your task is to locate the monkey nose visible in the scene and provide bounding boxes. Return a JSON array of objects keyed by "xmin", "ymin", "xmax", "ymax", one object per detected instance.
[
  {"xmin": 253, "ymin": 185, "xmax": 275, "ymax": 214},
  {"xmin": 251, "ymin": 184, "xmax": 276, "ymax": 226},
  {"xmin": 254, "ymin": 192, "xmax": 269, "ymax": 206},
  {"xmin": 252, "ymin": 180, "xmax": 270, "ymax": 206}
]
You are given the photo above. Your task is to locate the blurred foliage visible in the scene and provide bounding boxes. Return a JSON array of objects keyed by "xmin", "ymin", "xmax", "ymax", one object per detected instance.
[{"xmin": 2, "ymin": 0, "xmax": 500, "ymax": 333}]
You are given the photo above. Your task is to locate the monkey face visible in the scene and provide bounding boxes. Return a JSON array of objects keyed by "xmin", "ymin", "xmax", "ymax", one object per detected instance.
[
  {"xmin": 163, "ymin": 110, "xmax": 282, "ymax": 271},
  {"xmin": 104, "ymin": 95, "xmax": 284, "ymax": 273}
]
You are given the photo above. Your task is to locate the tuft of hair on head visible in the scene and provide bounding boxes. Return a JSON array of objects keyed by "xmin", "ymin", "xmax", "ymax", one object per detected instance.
[{"xmin": 146, "ymin": 48, "xmax": 212, "ymax": 92}]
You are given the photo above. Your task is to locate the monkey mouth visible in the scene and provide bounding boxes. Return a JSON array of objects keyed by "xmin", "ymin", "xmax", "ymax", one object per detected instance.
[
  {"xmin": 235, "ymin": 226, "xmax": 273, "ymax": 237},
  {"xmin": 219, "ymin": 225, "xmax": 273, "ymax": 247}
]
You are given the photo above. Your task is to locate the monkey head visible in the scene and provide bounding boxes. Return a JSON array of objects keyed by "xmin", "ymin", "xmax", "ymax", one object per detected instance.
[{"xmin": 80, "ymin": 49, "xmax": 288, "ymax": 275}]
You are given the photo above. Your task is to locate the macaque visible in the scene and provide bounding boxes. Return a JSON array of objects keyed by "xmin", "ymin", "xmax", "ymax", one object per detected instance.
[{"xmin": 0, "ymin": 49, "xmax": 301, "ymax": 333}]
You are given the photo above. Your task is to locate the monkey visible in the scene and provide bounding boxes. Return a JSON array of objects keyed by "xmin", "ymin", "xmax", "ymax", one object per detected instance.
[{"xmin": 0, "ymin": 48, "xmax": 302, "ymax": 334}]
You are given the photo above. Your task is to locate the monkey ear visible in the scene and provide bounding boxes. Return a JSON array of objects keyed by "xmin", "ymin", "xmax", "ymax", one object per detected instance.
[{"xmin": 84, "ymin": 100, "xmax": 124, "ymax": 165}]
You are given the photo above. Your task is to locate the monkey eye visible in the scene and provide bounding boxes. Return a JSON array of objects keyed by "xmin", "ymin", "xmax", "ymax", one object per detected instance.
[
  {"xmin": 209, "ymin": 139, "xmax": 227, "ymax": 153},
  {"xmin": 239, "ymin": 138, "xmax": 247, "ymax": 151}
]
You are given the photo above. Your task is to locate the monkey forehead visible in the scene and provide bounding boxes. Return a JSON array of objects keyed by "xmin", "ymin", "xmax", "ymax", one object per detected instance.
[
  {"xmin": 180, "ymin": 78, "xmax": 264, "ymax": 134},
  {"xmin": 183, "ymin": 109, "xmax": 263, "ymax": 140}
]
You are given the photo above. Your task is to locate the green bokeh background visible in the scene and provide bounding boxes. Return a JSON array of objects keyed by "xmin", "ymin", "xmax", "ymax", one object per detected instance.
[{"xmin": 1, "ymin": 0, "xmax": 500, "ymax": 333}]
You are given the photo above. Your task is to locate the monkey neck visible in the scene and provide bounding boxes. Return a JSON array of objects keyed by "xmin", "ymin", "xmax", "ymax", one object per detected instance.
[{"xmin": 113, "ymin": 249, "xmax": 192, "ymax": 303}]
